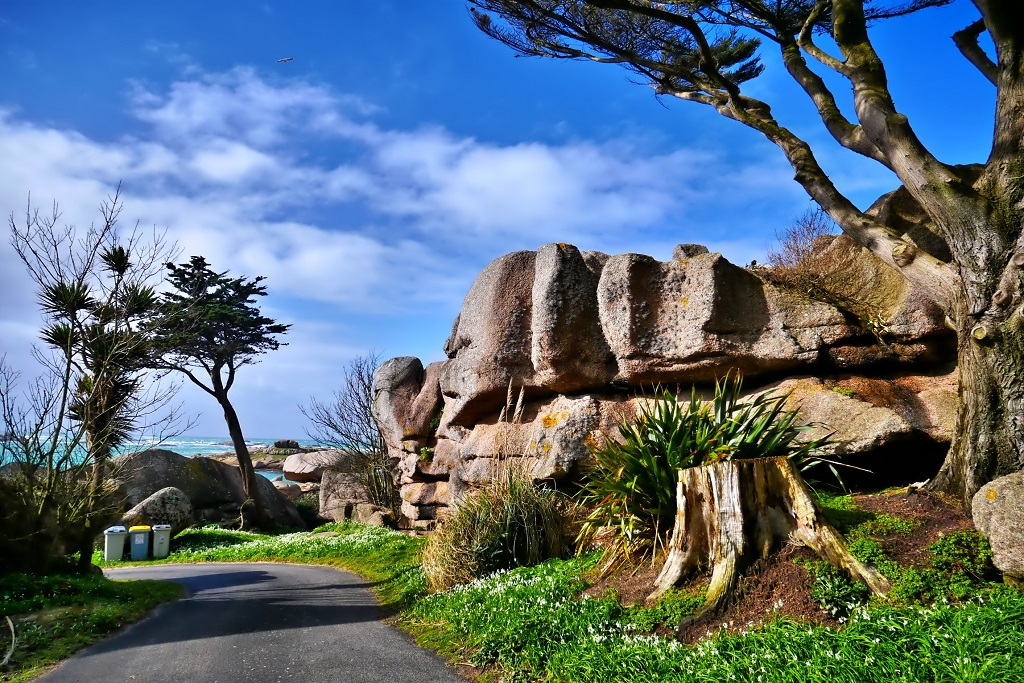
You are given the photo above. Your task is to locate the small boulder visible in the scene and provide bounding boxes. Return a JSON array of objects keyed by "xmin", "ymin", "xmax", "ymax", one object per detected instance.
[
  {"xmin": 352, "ymin": 503, "xmax": 393, "ymax": 527},
  {"xmin": 274, "ymin": 439, "xmax": 300, "ymax": 450},
  {"xmin": 973, "ymin": 472, "xmax": 1024, "ymax": 581},
  {"xmin": 121, "ymin": 486, "xmax": 194, "ymax": 536},
  {"xmin": 273, "ymin": 480, "xmax": 302, "ymax": 500},
  {"xmin": 319, "ymin": 470, "xmax": 370, "ymax": 522}
]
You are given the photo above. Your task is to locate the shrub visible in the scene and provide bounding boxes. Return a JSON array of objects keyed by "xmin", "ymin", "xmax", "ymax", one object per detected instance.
[
  {"xmin": 292, "ymin": 492, "xmax": 325, "ymax": 529},
  {"xmin": 577, "ymin": 373, "xmax": 827, "ymax": 566},
  {"xmin": 807, "ymin": 563, "xmax": 871, "ymax": 618},
  {"xmin": 422, "ymin": 465, "xmax": 579, "ymax": 591}
]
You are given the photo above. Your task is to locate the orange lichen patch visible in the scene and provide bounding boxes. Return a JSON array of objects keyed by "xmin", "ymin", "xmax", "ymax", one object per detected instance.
[
  {"xmin": 542, "ymin": 443, "xmax": 552, "ymax": 452},
  {"xmin": 541, "ymin": 411, "xmax": 569, "ymax": 428},
  {"xmin": 680, "ymin": 296, "xmax": 688, "ymax": 307}
]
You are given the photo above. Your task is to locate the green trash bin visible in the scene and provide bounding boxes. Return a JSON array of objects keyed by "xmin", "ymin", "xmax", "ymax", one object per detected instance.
[
  {"xmin": 103, "ymin": 526, "xmax": 128, "ymax": 562},
  {"xmin": 128, "ymin": 525, "xmax": 151, "ymax": 560},
  {"xmin": 152, "ymin": 524, "xmax": 172, "ymax": 559}
]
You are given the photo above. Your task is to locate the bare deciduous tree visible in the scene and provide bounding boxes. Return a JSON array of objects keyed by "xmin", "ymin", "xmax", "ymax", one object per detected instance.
[
  {"xmin": 301, "ymin": 351, "xmax": 398, "ymax": 514},
  {"xmin": 3, "ymin": 189, "xmax": 185, "ymax": 573}
]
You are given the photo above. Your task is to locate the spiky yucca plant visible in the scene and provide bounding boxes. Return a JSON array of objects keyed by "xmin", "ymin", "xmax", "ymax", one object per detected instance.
[{"xmin": 577, "ymin": 372, "xmax": 829, "ymax": 570}]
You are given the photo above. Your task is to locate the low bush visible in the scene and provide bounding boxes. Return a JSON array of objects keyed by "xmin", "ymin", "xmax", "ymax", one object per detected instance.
[
  {"xmin": 422, "ymin": 465, "xmax": 578, "ymax": 591},
  {"xmin": 292, "ymin": 491, "xmax": 325, "ymax": 529}
]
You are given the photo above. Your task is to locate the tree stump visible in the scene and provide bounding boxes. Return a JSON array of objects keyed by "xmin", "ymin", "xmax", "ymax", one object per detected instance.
[{"xmin": 649, "ymin": 456, "xmax": 889, "ymax": 614}]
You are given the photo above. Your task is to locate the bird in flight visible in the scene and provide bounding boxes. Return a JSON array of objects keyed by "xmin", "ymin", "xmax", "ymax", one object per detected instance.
[{"xmin": 277, "ymin": 57, "xmax": 294, "ymax": 63}]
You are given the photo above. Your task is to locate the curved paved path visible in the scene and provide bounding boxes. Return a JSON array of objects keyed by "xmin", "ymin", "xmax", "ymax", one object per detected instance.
[{"xmin": 38, "ymin": 563, "xmax": 464, "ymax": 683}]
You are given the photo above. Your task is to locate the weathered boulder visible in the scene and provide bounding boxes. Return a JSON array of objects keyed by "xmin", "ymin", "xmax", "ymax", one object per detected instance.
[
  {"xmin": 352, "ymin": 503, "xmax": 393, "ymax": 527},
  {"xmin": 386, "ymin": 241, "xmax": 959, "ymax": 522},
  {"xmin": 273, "ymin": 479, "xmax": 302, "ymax": 500},
  {"xmin": 441, "ymin": 250, "xmax": 538, "ymax": 426},
  {"xmin": 121, "ymin": 486, "xmax": 194, "ymax": 536},
  {"xmin": 283, "ymin": 450, "xmax": 348, "ymax": 483},
  {"xmin": 117, "ymin": 449, "xmax": 304, "ymax": 528},
  {"xmin": 597, "ymin": 251, "xmax": 853, "ymax": 385},
  {"xmin": 274, "ymin": 439, "xmax": 300, "ymax": 449},
  {"xmin": 769, "ymin": 378, "xmax": 915, "ymax": 456},
  {"xmin": 800, "ymin": 234, "xmax": 950, "ymax": 344},
  {"xmin": 455, "ymin": 394, "xmax": 604, "ymax": 483},
  {"xmin": 319, "ymin": 469, "xmax": 370, "ymax": 522},
  {"xmin": 973, "ymin": 472, "xmax": 1024, "ymax": 581},
  {"xmin": 530, "ymin": 243, "xmax": 615, "ymax": 393},
  {"xmin": 373, "ymin": 357, "xmax": 446, "ymax": 452}
]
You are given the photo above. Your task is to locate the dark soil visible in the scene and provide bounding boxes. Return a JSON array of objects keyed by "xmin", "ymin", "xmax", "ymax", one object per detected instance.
[{"xmin": 590, "ymin": 487, "xmax": 974, "ymax": 644}]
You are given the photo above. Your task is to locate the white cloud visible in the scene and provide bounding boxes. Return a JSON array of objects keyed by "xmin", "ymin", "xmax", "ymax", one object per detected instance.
[{"xmin": 0, "ymin": 66, "xmax": 809, "ymax": 434}]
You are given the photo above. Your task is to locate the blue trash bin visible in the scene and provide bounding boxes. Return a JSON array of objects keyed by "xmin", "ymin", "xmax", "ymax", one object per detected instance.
[{"xmin": 128, "ymin": 525, "xmax": 151, "ymax": 560}]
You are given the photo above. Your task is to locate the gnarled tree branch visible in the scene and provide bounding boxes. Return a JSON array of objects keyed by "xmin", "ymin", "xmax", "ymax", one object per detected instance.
[{"xmin": 953, "ymin": 18, "xmax": 997, "ymax": 85}]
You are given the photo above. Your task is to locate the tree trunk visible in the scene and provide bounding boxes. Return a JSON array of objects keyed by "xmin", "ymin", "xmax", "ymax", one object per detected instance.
[
  {"xmin": 929, "ymin": 306, "xmax": 1024, "ymax": 502},
  {"xmin": 218, "ymin": 395, "xmax": 271, "ymax": 530},
  {"xmin": 649, "ymin": 456, "xmax": 889, "ymax": 614}
]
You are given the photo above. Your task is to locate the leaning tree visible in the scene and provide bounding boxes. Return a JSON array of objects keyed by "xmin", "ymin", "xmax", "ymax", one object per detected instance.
[
  {"xmin": 149, "ymin": 256, "xmax": 290, "ymax": 530},
  {"xmin": 468, "ymin": 0, "xmax": 1024, "ymax": 503}
]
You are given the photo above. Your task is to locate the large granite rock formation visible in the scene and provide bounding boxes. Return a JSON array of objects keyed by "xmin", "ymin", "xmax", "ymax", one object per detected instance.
[
  {"xmin": 375, "ymin": 242, "xmax": 956, "ymax": 526},
  {"xmin": 116, "ymin": 449, "xmax": 305, "ymax": 528}
]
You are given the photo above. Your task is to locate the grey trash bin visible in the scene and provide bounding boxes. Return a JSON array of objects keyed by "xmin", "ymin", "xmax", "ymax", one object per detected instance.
[
  {"xmin": 152, "ymin": 524, "xmax": 172, "ymax": 559},
  {"xmin": 103, "ymin": 526, "xmax": 128, "ymax": 562},
  {"xmin": 128, "ymin": 525, "xmax": 152, "ymax": 560}
]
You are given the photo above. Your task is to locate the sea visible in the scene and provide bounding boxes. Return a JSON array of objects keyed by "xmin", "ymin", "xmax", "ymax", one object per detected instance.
[{"xmin": 122, "ymin": 436, "xmax": 320, "ymax": 481}]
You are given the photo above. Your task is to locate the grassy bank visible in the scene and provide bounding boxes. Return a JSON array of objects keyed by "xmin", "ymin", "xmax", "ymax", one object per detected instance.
[{"xmin": 0, "ymin": 573, "xmax": 184, "ymax": 683}]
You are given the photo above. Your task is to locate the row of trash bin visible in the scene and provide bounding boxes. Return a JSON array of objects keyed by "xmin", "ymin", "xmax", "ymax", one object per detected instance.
[{"xmin": 103, "ymin": 525, "xmax": 173, "ymax": 561}]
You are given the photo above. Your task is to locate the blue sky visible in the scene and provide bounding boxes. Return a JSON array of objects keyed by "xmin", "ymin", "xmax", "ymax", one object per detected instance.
[{"xmin": 0, "ymin": 1, "xmax": 993, "ymax": 439}]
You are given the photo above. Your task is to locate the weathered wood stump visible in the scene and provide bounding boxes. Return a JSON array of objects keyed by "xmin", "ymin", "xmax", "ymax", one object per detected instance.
[{"xmin": 649, "ymin": 456, "xmax": 889, "ymax": 614}]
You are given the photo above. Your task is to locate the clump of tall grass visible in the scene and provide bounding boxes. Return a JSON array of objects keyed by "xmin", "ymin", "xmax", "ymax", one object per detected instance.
[
  {"xmin": 422, "ymin": 464, "xmax": 578, "ymax": 591},
  {"xmin": 423, "ymin": 382, "xmax": 579, "ymax": 591}
]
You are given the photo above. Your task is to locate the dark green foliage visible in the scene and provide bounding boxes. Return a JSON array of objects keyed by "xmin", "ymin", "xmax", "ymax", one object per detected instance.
[
  {"xmin": 4, "ymin": 192, "xmax": 175, "ymax": 573},
  {"xmin": 149, "ymin": 255, "xmax": 290, "ymax": 529},
  {"xmin": 577, "ymin": 373, "xmax": 827, "ymax": 564},
  {"xmin": 807, "ymin": 563, "xmax": 871, "ymax": 618},
  {"xmin": 886, "ymin": 530, "xmax": 999, "ymax": 603},
  {"xmin": 827, "ymin": 498, "xmax": 999, "ymax": 606},
  {"xmin": 426, "ymin": 407, "xmax": 444, "ymax": 435},
  {"xmin": 292, "ymin": 492, "xmax": 325, "ymax": 529},
  {"xmin": 422, "ymin": 466, "xmax": 579, "ymax": 590},
  {"xmin": 621, "ymin": 586, "xmax": 705, "ymax": 632},
  {"xmin": 151, "ymin": 256, "xmax": 289, "ymax": 371}
]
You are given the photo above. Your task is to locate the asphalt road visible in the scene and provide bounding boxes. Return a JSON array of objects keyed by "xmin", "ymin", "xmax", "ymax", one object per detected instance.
[{"xmin": 37, "ymin": 563, "xmax": 465, "ymax": 683}]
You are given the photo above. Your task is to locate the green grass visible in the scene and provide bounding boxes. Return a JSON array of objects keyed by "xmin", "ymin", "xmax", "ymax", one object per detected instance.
[
  {"xmin": 0, "ymin": 573, "xmax": 184, "ymax": 683},
  {"xmin": 404, "ymin": 558, "xmax": 1024, "ymax": 683}
]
